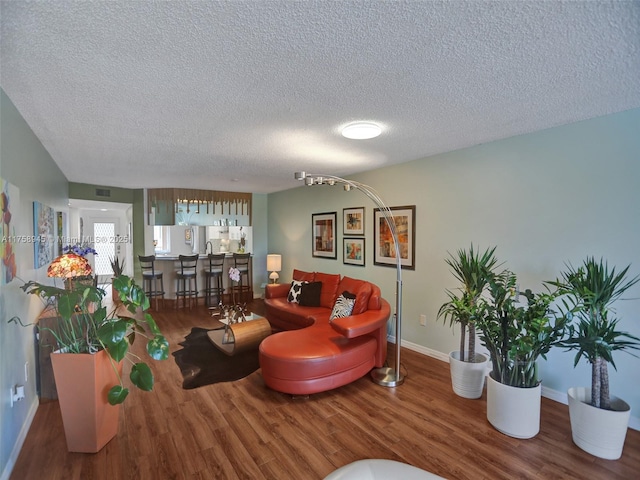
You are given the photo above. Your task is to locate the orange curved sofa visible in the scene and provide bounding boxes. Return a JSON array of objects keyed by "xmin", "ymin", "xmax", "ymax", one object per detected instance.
[{"xmin": 259, "ymin": 269, "xmax": 390, "ymax": 395}]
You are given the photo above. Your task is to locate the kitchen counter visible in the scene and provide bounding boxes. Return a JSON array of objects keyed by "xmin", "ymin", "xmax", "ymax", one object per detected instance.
[
  {"xmin": 151, "ymin": 253, "xmax": 253, "ymax": 302},
  {"xmin": 155, "ymin": 252, "xmax": 250, "ymax": 260}
]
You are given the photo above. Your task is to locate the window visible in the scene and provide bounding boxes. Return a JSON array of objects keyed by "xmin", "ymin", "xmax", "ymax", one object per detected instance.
[{"xmin": 154, "ymin": 226, "xmax": 170, "ymax": 253}]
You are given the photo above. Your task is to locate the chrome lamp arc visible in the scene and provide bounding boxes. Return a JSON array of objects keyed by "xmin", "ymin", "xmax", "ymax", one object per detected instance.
[{"xmin": 294, "ymin": 171, "xmax": 404, "ymax": 387}]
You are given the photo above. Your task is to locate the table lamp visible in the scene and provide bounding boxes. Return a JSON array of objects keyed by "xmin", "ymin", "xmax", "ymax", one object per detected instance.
[
  {"xmin": 267, "ymin": 254, "xmax": 282, "ymax": 284},
  {"xmin": 48, "ymin": 253, "xmax": 93, "ymax": 290}
]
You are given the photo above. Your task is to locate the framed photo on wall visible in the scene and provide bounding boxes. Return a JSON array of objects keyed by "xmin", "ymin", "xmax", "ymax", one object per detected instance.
[
  {"xmin": 373, "ymin": 205, "xmax": 415, "ymax": 270},
  {"xmin": 343, "ymin": 237, "xmax": 365, "ymax": 266},
  {"xmin": 33, "ymin": 201, "xmax": 55, "ymax": 268},
  {"xmin": 312, "ymin": 212, "xmax": 337, "ymax": 259},
  {"xmin": 343, "ymin": 207, "xmax": 365, "ymax": 236}
]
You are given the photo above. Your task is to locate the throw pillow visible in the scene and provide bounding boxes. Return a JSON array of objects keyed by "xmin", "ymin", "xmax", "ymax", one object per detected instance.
[
  {"xmin": 329, "ymin": 291, "xmax": 357, "ymax": 321},
  {"xmin": 299, "ymin": 281, "xmax": 322, "ymax": 307},
  {"xmin": 287, "ymin": 280, "xmax": 308, "ymax": 303}
]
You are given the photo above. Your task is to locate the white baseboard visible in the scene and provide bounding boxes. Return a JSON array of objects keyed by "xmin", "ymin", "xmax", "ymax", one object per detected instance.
[
  {"xmin": 1, "ymin": 397, "xmax": 39, "ymax": 480},
  {"xmin": 391, "ymin": 335, "xmax": 640, "ymax": 432}
]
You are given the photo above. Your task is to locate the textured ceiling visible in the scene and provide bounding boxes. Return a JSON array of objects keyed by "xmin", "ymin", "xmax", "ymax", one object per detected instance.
[{"xmin": 2, "ymin": 1, "xmax": 639, "ymax": 194}]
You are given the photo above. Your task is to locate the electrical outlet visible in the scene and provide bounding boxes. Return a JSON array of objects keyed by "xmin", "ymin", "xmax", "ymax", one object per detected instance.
[
  {"xmin": 10, "ymin": 385, "xmax": 25, "ymax": 408},
  {"xmin": 419, "ymin": 314, "xmax": 427, "ymax": 326}
]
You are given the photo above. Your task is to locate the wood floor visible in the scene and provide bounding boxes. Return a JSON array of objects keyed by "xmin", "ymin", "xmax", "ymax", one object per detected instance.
[{"xmin": 11, "ymin": 300, "xmax": 640, "ymax": 480}]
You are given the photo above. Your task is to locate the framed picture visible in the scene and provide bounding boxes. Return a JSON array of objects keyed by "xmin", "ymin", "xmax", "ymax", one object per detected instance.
[
  {"xmin": 56, "ymin": 211, "xmax": 68, "ymax": 256},
  {"xmin": 343, "ymin": 207, "xmax": 365, "ymax": 235},
  {"xmin": 312, "ymin": 212, "xmax": 337, "ymax": 259},
  {"xmin": 373, "ymin": 205, "xmax": 416, "ymax": 270},
  {"xmin": 1, "ymin": 178, "xmax": 20, "ymax": 284},
  {"xmin": 33, "ymin": 201, "xmax": 55, "ymax": 268},
  {"xmin": 343, "ymin": 237, "xmax": 365, "ymax": 266}
]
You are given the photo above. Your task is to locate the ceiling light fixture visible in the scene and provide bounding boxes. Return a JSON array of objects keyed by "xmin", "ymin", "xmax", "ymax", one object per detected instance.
[{"xmin": 341, "ymin": 122, "xmax": 382, "ymax": 140}]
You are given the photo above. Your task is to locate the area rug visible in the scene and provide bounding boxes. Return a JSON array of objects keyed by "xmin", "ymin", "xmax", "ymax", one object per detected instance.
[{"xmin": 172, "ymin": 326, "xmax": 260, "ymax": 389}]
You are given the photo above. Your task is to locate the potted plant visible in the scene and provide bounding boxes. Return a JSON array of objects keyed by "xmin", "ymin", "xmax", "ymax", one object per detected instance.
[
  {"xmin": 550, "ymin": 257, "xmax": 639, "ymax": 459},
  {"xmin": 10, "ymin": 274, "xmax": 169, "ymax": 453},
  {"xmin": 109, "ymin": 255, "xmax": 125, "ymax": 301},
  {"xmin": 476, "ymin": 270, "xmax": 568, "ymax": 439},
  {"xmin": 437, "ymin": 245, "xmax": 499, "ymax": 399}
]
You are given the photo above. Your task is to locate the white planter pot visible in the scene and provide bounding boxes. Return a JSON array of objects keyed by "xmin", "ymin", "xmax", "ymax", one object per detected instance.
[
  {"xmin": 486, "ymin": 374, "xmax": 541, "ymax": 439},
  {"xmin": 448, "ymin": 351, "xmax": 488, "ymax": 399},
  {"xmin": 567, "ymin": 387, "xmax": 631, "ymax": 460}
]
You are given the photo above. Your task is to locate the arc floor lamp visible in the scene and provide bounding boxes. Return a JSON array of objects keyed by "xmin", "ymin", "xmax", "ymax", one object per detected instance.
[{"xmin": 294, "ymin": 171, "xmax": 404, "ymax": 387}]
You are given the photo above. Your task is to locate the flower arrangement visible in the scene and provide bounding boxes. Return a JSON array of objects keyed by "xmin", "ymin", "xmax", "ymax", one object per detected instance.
[
  {"xmin": 63, "ymin": 243, "xmax": 98, "ymax": 257},
  {"xmin": 238, "ymin": 227, "xmax": 247, "ymax": 253},
  {"xmin": 229, "ymin": 266, "xmax": 240, "ymax": 304},
  {"xmin": 229, "ymin": 266, "xmax": 240, "ymax": 283}
]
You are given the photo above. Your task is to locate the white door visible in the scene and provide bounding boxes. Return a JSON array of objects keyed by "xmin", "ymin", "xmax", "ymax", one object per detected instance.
[{"xmin": 91, "ymin": 218, "xmax": 120, "ymax": 283}]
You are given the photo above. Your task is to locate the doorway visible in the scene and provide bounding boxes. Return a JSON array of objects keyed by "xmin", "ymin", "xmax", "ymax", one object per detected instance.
[
  {"xmin": 93, "ymin": 220, "xmax": 117, "ymax": 278},
  {"xmin": 68, "ymin": 199, "xmax": 134, "ymax": 285}
]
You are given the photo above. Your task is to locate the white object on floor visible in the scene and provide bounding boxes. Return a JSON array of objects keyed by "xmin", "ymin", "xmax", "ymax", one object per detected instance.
[{"xmin": 323, "ymin": 459, "xmax": 447, "ymax": 480}]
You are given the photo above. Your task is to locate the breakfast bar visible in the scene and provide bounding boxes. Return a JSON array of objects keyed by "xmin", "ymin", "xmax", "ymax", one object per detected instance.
[{"xmin": 153, "ymin": 253, "xmax": 253, "ymax": 304}]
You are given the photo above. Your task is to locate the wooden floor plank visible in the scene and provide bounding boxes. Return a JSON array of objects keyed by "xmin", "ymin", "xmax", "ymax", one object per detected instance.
[{"xmin": 9, "ymin": 300, "xmax": 640, "ymax": 480}]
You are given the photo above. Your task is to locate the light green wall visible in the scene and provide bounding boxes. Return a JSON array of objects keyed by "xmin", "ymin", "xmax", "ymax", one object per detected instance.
[
  {"xmin": 68, "ymin": 182, "xmax": 136, "ymax": 204},
  {"xmin": 68, "ymin": 182, "xmax": 145, "ymax": 279},
  {"xmin": 0, "ymin": 89, "xmax": 69, "ymax": 478},
  {"xmin": 251, "ymin": 194, "xmax": 269, "ymax": 294},
  {"xmin": 268, "ymin": 108, "xmax": 640, "ymax": 426}
]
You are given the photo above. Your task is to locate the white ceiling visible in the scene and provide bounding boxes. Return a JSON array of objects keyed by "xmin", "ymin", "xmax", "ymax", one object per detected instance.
[{"xmin": 2, "ymin": 1, "xmax": 639, "ymax": 194}]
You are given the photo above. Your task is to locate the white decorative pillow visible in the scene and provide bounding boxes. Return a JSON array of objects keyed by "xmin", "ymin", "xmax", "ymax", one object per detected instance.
[
  {"xmin": 287, "ymin": 280, "xmax": 308, "ymax": 303},
  {"xmin": 329, "ymin": 291, "xmax": 357, "ymax": 320}
]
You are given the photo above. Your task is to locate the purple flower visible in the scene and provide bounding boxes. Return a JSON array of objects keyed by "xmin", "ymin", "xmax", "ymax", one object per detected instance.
[
  {"xmin": 63, "ymin": 244, "xmax": 98, "ymax": 257},
  {"xmin": 228, "ymin": 267, "xmax": 240, "ymax": 283}
]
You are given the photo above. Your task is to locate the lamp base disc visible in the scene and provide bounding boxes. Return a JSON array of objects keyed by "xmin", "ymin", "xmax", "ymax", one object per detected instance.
[{"xmin": 371, "ymin": 367, "xmax": 404, "ymax": 387}]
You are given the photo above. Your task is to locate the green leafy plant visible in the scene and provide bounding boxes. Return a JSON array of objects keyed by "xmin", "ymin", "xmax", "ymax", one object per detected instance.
[
  {"xmin": 476, "ymin": 270, "xmax": 569, "ymax": 387},
  {"xmin": 437, "ymin": 244, "xmax": 501, "ymax": 362},
  {"xmin": 109, "ymin": 255, "xmax": 125, "ymax": 276},
  {"xmin": 549, "ymin": 257, "xmax": 639, "ymax": 409},
  {"xmin": 10, "ymin": 275, "xmax": 169, "ymax": 405}
]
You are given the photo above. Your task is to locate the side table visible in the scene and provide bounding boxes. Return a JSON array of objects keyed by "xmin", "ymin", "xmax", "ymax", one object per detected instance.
[
  {"xmin": 36, "ymin": 305, "xmax": 61, "ymax": 400},
  {"xmin": 207, "ymin": 316, "xmax": 271, "ymax": 356}
]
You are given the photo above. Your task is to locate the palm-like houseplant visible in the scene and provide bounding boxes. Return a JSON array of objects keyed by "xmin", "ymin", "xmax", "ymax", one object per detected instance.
[
  {"xmin": 475, "ymin": 270, "xmax": 568, "ymax": 438},
  {"xmin": 549, "ymin": 257, "xmax": 639, "ymax": 459},
  {"xmin": 437, "ymin": 244, "xmax": 500, "ymax": 398},
  {"xmin": 109, "ymin": 255, "xmax": 126, "ymax": 300},
  {"xmin": 109, "ymin": 255, "xmax": 125, "ymax": 276}
]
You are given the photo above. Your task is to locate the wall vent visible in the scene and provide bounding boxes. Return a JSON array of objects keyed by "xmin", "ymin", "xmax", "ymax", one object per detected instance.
[{"xmin": 95, "ymin": 188, "xmax": 111, "ymax": 197}]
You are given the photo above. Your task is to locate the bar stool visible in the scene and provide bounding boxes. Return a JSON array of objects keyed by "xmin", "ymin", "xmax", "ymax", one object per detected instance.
[
  {"xmin": 204, "ymin": 253, "xmax": 226, "ymax": 306},
  {"xmin": 138, "ymin": 255, "xmax": 165, "ymax": 310},
  {"xmin": 175, "ymin": 254, "xmax": 199, "ymax": 309},
  {"xmin": 233, "ymin": 253, "xmax": 251, "ymax": 303}
]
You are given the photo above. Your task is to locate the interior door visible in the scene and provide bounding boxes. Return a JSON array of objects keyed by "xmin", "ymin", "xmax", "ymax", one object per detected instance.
[{"xmin": 90, "ymin": 217, "xmax": 121, "ymax": 283}]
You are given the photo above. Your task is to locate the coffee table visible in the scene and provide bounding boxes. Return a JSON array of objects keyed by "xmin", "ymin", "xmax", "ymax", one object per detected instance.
[{"xmin": 207, "ymin": 314, "xmax": 271, "ymax": 356}]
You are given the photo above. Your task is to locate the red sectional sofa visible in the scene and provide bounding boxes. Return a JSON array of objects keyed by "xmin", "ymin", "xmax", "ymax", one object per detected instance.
[{"xmin": 259, "ymin": 269, "xmax": 390, "ymax": 395}]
